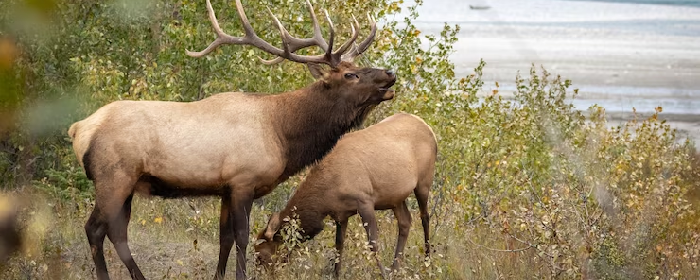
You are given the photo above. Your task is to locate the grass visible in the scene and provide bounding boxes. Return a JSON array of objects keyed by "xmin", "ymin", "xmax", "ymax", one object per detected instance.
[
  {"xmin": 8, "ymin": 175, "xmax": 696, "ymax": 279},
  {"xmin": 0, "ymin": 188, "xmax": 454, "ymax": 279},
  {"xmin": 2, "ymin": 186, "xmax": 557, "ymax": 280}
]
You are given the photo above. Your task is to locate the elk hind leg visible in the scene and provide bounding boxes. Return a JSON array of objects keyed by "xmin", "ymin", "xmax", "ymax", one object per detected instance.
[
  {"xmin": 415, "ymin": 178, "xmax": 431, "ymax": 258},
  {"xmin": 86, "ymin": 172, "xmax": 139, "ymax": 280},
  {"xmin": 85, "ymin": 206, "xmax": 110, "ymax": 280},
  {"xmin": 106, "ymin": 194, "xmax": 145, "ymax": 280}
]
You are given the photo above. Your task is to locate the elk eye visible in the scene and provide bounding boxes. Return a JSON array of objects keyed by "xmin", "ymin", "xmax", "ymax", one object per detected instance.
[{"xmin": 344, "ymin": 73, "xmax": 358, "ymax": 80}]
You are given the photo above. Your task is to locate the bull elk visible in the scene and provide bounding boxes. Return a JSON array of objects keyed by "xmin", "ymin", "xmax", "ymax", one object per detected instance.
[
  {"xmin": 67, "ymin": 0, "xmax": 395, "ymax": 279},
  {"xmin": 254, "ymin": 113, "xmax": 437, "ymax": 278}
]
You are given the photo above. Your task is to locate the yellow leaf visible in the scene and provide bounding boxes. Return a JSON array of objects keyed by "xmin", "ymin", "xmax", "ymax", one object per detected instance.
[
  {"xmin": 140, "ymin": 219, "xmax": 146, "ymax": 226},
  {"xmin": 415, "ymin": 56, "xmax": 423, "ymax": 64},
  {"xmin": 0, "ymin": 38, "xmax": 19, "ymax": 69},
  {"xmin": 154, "ymin": 217, "xmax": 163, "ymax": 224}
]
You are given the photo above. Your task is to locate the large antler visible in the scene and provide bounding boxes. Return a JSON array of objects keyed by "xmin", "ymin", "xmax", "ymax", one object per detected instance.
[{"xmin": 186, "ymin": 0, "xmax": 376, "ymax": 67}]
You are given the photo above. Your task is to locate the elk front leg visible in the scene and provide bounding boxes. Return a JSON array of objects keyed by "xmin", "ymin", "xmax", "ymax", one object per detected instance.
[
  {"xmin": 232, "ymin": 191, "xmax": 254, "ymax": 280},
  {"xmin": 391, "ymin": 201, "xmax": 412, "ymax": 271},
  {"xmin": 214, "ymin": 194, "xmax": 234, "ymax": 280},
  {"xmin": 334, "ymin": 218, "xmax": 348, "ymax": 279},
  {"xmin": 358, "ymin": 203, "xmax": 386, "ymax": 278}
]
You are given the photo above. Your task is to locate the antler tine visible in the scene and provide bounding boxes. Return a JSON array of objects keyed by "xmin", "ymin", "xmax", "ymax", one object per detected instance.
[
  {"xmin": 266, "ymin": 7, "xmax": 291, "ymax": 57},
  {"xmin": 322, "ymin": 9, "xmax": 336, "ymax": 65},
  {"xmin": 259, "ymin": 56, "xmax": 284, "ymax": 65},
  {"xmin": 357, "ymin": 13, "xmax": 377, "ymax": 53},
  {"xmin": 234, "ymin": 0, "xmax": 255, "ymax": 37},
  {"xmin": 330, "ymin": 15, "xmax": 360, "ymax": 62},
  {"xmin": 343, "ymin": 15, "xmax": 363, "ymax": 61},
  {"xmin": 308, "ymin": 0, "xmax": 329, "ymax": 51},
  {"xmin": 342, "ymin": 13, "xmax": 377, "ymax": 62},
  {"xmin": 186, "ymin": 0, "xmax": 241, "ymax": 57},
  {"xmin": 259, "ymin": 0, "xmax": 329, "ymax": 65}
]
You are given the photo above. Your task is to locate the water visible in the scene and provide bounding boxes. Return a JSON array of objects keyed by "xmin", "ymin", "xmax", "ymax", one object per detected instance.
[
  {"xmin": 413, "ymin": 20, "xmax": 700, "ymax": 39},
  {"xmin": 563, "ymin": 0, "xmax": 700, "ymax": 7},
  {"xmin": 399, "ymin": 0, "xmax": 700, "ymax": 116}
]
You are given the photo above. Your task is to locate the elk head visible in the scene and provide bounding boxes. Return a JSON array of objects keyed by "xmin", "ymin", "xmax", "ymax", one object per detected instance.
[
  {"xmin": 308, "ymin": 62, "xmax": 395, "ymax": 104},
  {"xmin": 254, "ymin": 212, "xmax": 282, "ymax": 267}
]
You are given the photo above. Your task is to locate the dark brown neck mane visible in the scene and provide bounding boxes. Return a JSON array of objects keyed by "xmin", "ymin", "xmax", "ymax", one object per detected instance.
[{"xmin": 273, "ymin": 82, "xmax": 373, "ymax": 180}]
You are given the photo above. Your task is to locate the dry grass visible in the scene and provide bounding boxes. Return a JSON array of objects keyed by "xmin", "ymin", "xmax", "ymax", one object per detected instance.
[{"xmin": 0, "ymin": 189, "xmax": 456, "ymax": 280}]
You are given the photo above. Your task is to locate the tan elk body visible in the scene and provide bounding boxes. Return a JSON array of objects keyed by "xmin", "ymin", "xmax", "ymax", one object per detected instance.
[
  {"xmin": 255, "ymin": 113, "xmax": 437, "ymax": 277},
  {"xmin": 67, "ymin": 0, "xmax": 395, "ymax": 279}
]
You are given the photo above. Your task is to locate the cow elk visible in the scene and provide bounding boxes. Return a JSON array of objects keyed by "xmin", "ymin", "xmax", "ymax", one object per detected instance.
[
  {"xmin": 67, "ymin": 0, "xmax": 395, "ymax": 279},
  {"xmin": 254, "ymin": 113, "xmax": 437, "ymax": 278}
]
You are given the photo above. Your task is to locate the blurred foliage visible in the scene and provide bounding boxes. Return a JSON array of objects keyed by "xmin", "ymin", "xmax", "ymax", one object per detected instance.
[{"xmin": 0, "ymin": 0, "xmax": 698, "ymax": 279}]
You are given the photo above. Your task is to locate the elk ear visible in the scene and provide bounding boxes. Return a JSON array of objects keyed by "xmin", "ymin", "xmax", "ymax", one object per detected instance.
[
  {"xmin": 306, "ymin": 63, "xmax": 329, "ymax": 80},
  {"xmin": 264, "ymin": 212, "xmax": 281, "ymax": 240}
]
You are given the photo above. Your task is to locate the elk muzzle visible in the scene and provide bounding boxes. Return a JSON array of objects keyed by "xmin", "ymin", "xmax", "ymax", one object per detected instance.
[{"xmin": 379, "ymin": 70, "xmax": 397, "ymax": 100}]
